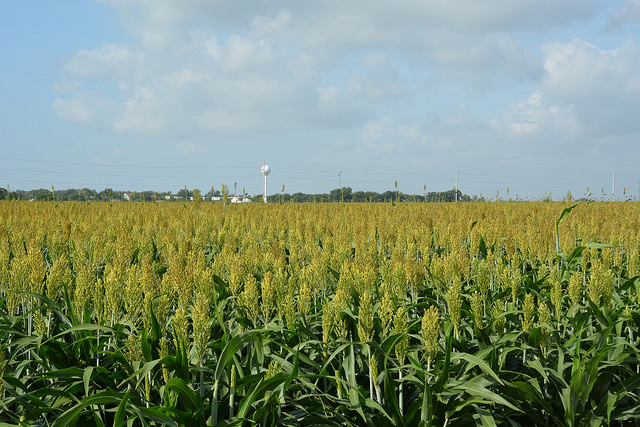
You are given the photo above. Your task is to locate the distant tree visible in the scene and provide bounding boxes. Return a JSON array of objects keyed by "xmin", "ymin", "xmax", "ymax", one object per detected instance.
[
  {"xmin": 98, "ymin": 188, "xmax": 114, "ymax": 201},
  {"xmin": 352, "ymin": 191, "xmax": 366, "ymax": 202},
  {"xmin": 176, "ymin": 188, "xmax": 190, "ymax": 199},
  {"xmin": 341, "ymin": 187, "xmax": 352, "ymax": 202},
  {"xmin": 291, "ymin": 192, "xmax": 308, "ymax": 203},
  {"xmin": 0, "ymin": 185, "xmax": 478, "ymax": 204},
  {"xmin": 34, "ymin": 188, "xmax": 53, "ymax": 201},
  {"xmin": 381, "ymin": 190, "xmax": 395, "ymax": 202}
]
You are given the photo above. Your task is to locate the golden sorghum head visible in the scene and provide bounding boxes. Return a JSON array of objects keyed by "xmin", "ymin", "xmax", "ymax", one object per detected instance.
[
  {"xmin": 33, "ymin": 310, "xmax": 47, "ymax": 336},
  {"xmin": 510, "ymin": 267, "xmax": 522, "ymax": 304},
  {"xmin": 391, "ymin": 261, "xmax": 407, "ymax": 300},
  {"xmin": 230, "ymin": 364, "xmax": 237, "ymax": 389},
  {"xmin": 601, "ymin": 248, "xmax": 613, "ymax": 269},
  {"xmin": 492, "ymin": 299, "xmax": 507, "ymax": 337},
  {"xmin": 46, "ymin": 253, "xmax": 71, "ymax": 303},
  {"xmin": 370, "ymin": 354, "xmax": 379, "ymax": 385},
  {"xmin": 420, "ymin": 305, "xmax": 440, "ymax": 363},
  {"xmin": 537, "ymin": 301, "xmax": 551, "ymax": 356},
  {"xmin": 550, "ymin": 275, "xmax": 562, "ymax": 320},
  {"xmin": 298, "ymin": 282, "xmax": 311, "ymax": 319},
  {"xmin": 357, "ymin": 291, "xmax": 374, "ymax": 343},
  {"xmin": 393, "ymin": 306, "xmax": 409, "ymax": 366},
  {"xmin": 27, "ymin": 240, "xmax": 46, "ymax": 296},
  {"xmin": 332, "ymin": 289, "xmax": 349, "ymax": 340},
  {"xmin": 475, "ymin": 258, "xmax": 491, "ymax": 298},
  {"xmin": 124, "ymin": 333, "xmax": 143, "ymax": 365},
  {"xmin": 266, "ymin": 360, "xmax": 282, "ymax": 380},
  {"xmin": 568, "ymin": 271, "xmax": 583, "ymax": 307},
  {"xmin": 172, "ymin": 303, "xmax": 189, "ymax": 352},
  {"xmin": 379, "ymin": 292, "xmax": 394, "ymax": 338},
  {"xmin": 321, "ymin": 299, "xmax": 334, "ymax": 358},
  {"xmin": 261, "ymin": 271, "xmax": 277, "ymax": 323},
  {"xmin": 159, "ymin": 337, "xmax": 169, "ymax": 383},
  {"xmin": 229, "ymin": 256, "xmax": 244, "ymax": 298},
  {"xmin": 279, "ymin": 294, "xmax": 297, "ymax": 330},
  {"xmin": 521, "ymin": 293, "xmax": 535, "ymax": 333},
  {"xmin": 447, "ymin": 276, "xmax": 462, "ymax": 339},
  {"xmin": 238, "ymin": 275, "xmax": 260, "ymax": 325},
  {"xmin": 470, "ymin": 290, "xmax": 483, "ymax": 330},
  {"xmin": 627, "ymin": 248, "xmax": 639, "ymax": 278},
  {"xmin": 588, "ymin": 259, "xmax": 614, "ymax": 308},
  {"xmin": 192, "ymin": 293, "xmax": 210, "ymax": 365},
  {"xmin": 124, "ymin": 265, "xmax": 144, "ymax": 325}
]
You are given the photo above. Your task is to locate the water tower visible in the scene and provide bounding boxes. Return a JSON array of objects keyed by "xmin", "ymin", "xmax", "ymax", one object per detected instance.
[{"xmin": 261, "ymin": 163, "xmax": 271, "ymax": 203}]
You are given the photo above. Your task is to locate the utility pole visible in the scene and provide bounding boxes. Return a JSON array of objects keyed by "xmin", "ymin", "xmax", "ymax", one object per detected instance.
[
  {"xmin": 338, "ymin": 171, "xmax": 342, "ymax": 189},
  {"xmin": 612, "ymin": 169, "xmax": 615, "ymax": 201}
]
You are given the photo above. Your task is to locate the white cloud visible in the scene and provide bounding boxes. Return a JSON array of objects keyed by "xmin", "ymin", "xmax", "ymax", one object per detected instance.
[
  {"xmin": 251, "ymin": 10, "xmax": 293, "ymax": 37},
  {"xmin": 607, "ymin": 0, "xmax": 640, "ymax": 30},
  {"xmin": 359, "ymin": 118, "xmax": 427, "ymax": 153},
  {"xmin": 493, "ymin": 91, "xmax": 577, "ymax": 137},
  {"xmin": 63, "ymin": 43, "xmax": 140, "ymax": 80},
  {"xmin": 540, "ymin": 39, "xmax": 640, "ymax": 135},
  {"xmin": 52, "ymin": 95, "xmax": 117, "ymax": 127},
  {"xmin": 113, "ymin": 84, "xmax": 163, "ymax": 134},
  {"xmin": 345, "ymin": 54, "xmax": 408, "ymax": 101},
  {"xmin": 317, "ymin": 86, "xmax": 339, "ymax": 107},
  {"xmin": 56, "ymin": 0, "xmax": 631, "ymax": 172},
  {"xmin": 57, "ymin": 2, "xmax": 562, "ymax": 140},
  {"xmin": 490, "ymin": 37, "xmax": 640, "ymax": 168}
]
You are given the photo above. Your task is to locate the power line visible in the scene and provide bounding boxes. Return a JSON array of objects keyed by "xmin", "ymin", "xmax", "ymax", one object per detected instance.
[
  {"xmin": 0, "ymin": 156, "xmax": 254, "ymax": 170},
  {"xmin": 0, "ymin": 167, "xmax": 256, "ymax": 180}
]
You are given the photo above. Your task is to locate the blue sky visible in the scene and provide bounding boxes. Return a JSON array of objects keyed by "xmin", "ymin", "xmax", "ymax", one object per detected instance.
[{"xmin": 2, "ymin": 0, "xmax": 640, "ymax": 200}]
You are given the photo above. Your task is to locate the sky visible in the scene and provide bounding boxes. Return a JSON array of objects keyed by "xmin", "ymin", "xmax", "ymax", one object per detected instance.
[{"xmin": 2, "ymin": 1, "xmax": 640, "ymax": 200}]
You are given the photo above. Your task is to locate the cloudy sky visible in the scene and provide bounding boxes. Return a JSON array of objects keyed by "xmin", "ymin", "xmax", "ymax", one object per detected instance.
[{"xmin": 2, "ymin": 1, "xmax": 640, "ymax": 200}]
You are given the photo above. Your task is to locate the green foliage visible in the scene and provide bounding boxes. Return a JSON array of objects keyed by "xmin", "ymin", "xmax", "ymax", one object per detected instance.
[{"xmin": 1, "ymin": 201, "xmax": 639, "ymax": 425}]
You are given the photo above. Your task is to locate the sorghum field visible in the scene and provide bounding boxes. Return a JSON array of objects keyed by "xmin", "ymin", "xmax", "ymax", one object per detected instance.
[{"xmin": 1, "ymin": 200, "xmax": 639, "ymax": 426}]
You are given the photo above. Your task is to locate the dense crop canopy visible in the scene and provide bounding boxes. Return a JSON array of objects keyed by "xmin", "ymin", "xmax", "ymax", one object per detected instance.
[{"xmin": 0, "ymin": 201, "xmax": 639, "ymax": 425}]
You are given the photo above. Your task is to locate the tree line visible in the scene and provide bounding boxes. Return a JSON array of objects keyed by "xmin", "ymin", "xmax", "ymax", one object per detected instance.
[{"xmin": 0, "ymin": 186, "xmax": 480, "ymax": 203}]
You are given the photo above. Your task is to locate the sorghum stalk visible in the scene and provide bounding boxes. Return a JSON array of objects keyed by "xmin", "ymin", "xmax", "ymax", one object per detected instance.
[
  {"xmin": 379, "ymin": 292, "xmax": 394, "ymax": 338},
  {"xmin": 229, "ymin": 365, "xmax": 236, "ymax": 418},
  {"xmin": 357, "ymin": 291, "xmax": 374, "ymax": 398},
  {"xmin": 394, "ymin": 306, "xmax": 409, "ymax": 415},
  {"xmin": 160, "ymin": 337, "xmax": 169, "ymax": 384},
  {"xmin": 192, "ymin": 293, "xmax": 210, "ymax": 398},
  {"xmin": 550, "ymin": 276, "xmax": 562, "ymax": 323},
  {"xmin": 371, "ymin": 354, "xmax": 381, "ymax": 404},
  {"xmin": 470, "ymin": 291, "xmax": 483, "ymax": 331},
  {"xmin": 211, "ymin": 380, "xmax": 219, "ymax": 425},
  {"xmin": 0, "ymin": 349, "xmax": 6, "ymax": 398}
]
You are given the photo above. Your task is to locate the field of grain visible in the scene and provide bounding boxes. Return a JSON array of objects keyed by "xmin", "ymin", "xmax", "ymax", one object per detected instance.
[{"xmin": 0, "ymin": 201, "xmax": 639, "ymax": 425}]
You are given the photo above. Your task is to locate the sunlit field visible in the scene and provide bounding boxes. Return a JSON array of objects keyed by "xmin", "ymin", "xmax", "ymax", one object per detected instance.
[{"xmin": 1, "ymin": 200, "xmax": 639, "ymax": 425}]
